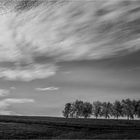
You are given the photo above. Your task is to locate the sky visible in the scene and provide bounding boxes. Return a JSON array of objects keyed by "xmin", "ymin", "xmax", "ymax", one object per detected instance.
[{"xmin": 0, "ymin": 0, "xmax": 139, "ymax": 116}]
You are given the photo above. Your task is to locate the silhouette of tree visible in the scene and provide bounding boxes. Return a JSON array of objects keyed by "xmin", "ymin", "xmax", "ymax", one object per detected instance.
[
  {"xmin": 68, "ymin": 102, "xmax": 75, "ymax": 118},
  {"xmin": 111, "ymin": 100, "xmax": 123, "ymax": 119},
  {"xmin": 101, "ymin": 102, "xmax": 112, "ymax": 119},
  {"xmin": 62, "ymin": 99, "xmax": 140, "ymax": 120},
  {"xmin": 122, "ymin": 99, "xmax": 135, "ymax": 120},
  {"xmin": 73, "ymin": 100, "xmax": 84, "ymax": 118},
  {"xmin": 134, "ymin": 100, "xmax": 140, "ymax": 118},
  {"xmin": 92, "ymin": 101, "xmax": 102, "ymax": 119},
  {"xmin": 62, "ymin": 102, "xmax": 72, "ymax": 118},
  {"xmin": 82, "ymin": 102, "xmax": 92, "ymax": 118},
  {"xmin": 132, "ymin": 99, "xmax": 138, "ymax": 118}
]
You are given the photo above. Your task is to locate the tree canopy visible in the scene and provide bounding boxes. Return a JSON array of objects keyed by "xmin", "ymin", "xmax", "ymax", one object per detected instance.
[{"xmin": 62, "ymin": 99, "xmax": 140, "ymax": 120}]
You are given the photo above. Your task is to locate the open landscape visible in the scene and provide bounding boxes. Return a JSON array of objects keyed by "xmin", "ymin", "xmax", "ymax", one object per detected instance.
[
  {"xmin": 0, "ymin": 0, "xmax": 140, "ymax": 139},
  {"xmin": 0, "ymin": 115, "xmax": 140, "ymax": 139}
]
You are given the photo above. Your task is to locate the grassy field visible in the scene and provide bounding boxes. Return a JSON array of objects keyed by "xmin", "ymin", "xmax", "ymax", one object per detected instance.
[{"xmin": 0, "ymin": 115, "xmax": 140, "ymax": 139}]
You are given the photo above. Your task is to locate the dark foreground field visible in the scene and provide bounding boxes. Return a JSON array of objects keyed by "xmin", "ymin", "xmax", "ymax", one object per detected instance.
[{"xmin": 0, "ymin": 116, "xmax": 140, "ymax": 139}]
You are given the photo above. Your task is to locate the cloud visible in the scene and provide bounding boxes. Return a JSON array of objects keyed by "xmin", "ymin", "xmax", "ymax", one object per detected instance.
[
  {"xmin": 0, "ymin": 98, "xmax": 34, "ymax": 108},
  {"xmin": 10, "ymin": 86, "xmax": 16, "ymax": 90},
  {"xmin": 0, "ymin": 89, "xmax": 9, "ymax": 97},
  {"xmin": 0, "ymin": 64, "xmax": 57, "ymax": 81},
  {"xmin": 36, "ymin": 87, "xmax": 59, "ymax": 91},
  {"xmin": 0, "ymin": 110, "xmax": 21, "ymax": 115},
  {"xmin": 0, "ymin": 98, "xmax": 34, "ymax": 115},
  {"xmin": 0, "ymin": 0, "xmax": 140, "ymax": 81},
  {"xmin": 0, "ymin": 110, "xmax": 14, "ymax": 115}
]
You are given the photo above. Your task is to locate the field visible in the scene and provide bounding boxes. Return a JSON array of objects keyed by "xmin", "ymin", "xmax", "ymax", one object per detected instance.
[{"xmin": 0, "ymin": 116, "xmax": 140, "ymax": 139}]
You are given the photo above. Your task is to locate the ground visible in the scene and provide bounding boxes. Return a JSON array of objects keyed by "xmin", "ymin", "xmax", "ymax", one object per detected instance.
[{"xmin": 0, "ymin": 115, "xmax": 140, "ymax": 139}]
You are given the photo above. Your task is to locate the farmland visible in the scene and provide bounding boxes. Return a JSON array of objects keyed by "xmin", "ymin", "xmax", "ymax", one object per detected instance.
[{"xmin": 0, "ymin": 115, "xmax": 140, "ymax": 139}]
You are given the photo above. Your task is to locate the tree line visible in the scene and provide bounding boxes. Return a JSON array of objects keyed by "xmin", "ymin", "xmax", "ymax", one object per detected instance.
[{"xmin": 62, "ymin": 99, "xmax": 140, "ymax": 120}]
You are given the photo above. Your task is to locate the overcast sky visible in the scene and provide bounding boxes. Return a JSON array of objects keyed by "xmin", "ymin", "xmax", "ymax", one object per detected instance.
[{"xmin": 0, "ymin": 0, "xmax": 140, "ymax": 116}]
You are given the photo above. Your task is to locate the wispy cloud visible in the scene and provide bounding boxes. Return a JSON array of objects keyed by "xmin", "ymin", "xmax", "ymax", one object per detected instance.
[
  {"xmin": 0, "ymin": 110, "xmax": 21, "ymax": 115},
  {"xmin": 10, "ymin": 87, "xmax": 16, "ymax": 90},
  {"xmin": 64, "ymin": 71, "xmax": 72, "ymax": 74},
  {"xmin": 0, "ymin": 64, "xmax": 57, "ymax": 81},
  {"xmin": 0, "ymin": 0, "xmax": 139, "ymax": 81},
  {"xmin": 0, "ymin": 98, "xmax": 35, "ymax": 115},
  {"xmin": 0, "ymin": 98, "xmax": 34, "ymax": 109},
  {"xmin": 36, "ymin": 87, "xmax": 59, "ymax": 91},
  {"xmin": 0, "ymin": 89, "xmax": 9, "ymax": 97}
]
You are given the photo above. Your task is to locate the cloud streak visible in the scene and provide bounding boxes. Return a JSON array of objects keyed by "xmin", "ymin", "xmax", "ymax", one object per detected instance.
[
  {"xmin": 0, "ymin": 98, "xmax": 34, "ymax": 115},
  {"xmin": 0, "ymin": 89, "xmax": 9, "ymax": 97},
  {"xmin": 36, "ymin": 87, "xmax": 59, "ymax": 91},
  {"xmin": 0, "ymin": 64, "xmax": 57, "ymax": 81},
  {"xmin": 0, "ymin": 0, "xmax": 140, "ymax": 81},
  {"xmin": 10, "ymin": 87, "xmax": 16, "ymax": 90}
]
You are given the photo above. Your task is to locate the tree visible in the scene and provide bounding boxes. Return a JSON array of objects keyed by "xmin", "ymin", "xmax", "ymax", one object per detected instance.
[
  {"xmin": 92, "ymin": 101, "xmax": 102, "ymax": 119},
  {"xmin": 121, "ymin": 99, "xmax": 135, "ymax": 120},
  {"xmin": 111, "ymin": 100, "xmax": 123, "ymax": 119},
  {"xmin": 62, "ymin": 99, "xmax": 140, "ymax": 120},
  {"xmin": 134, "ymin": 100, "xmax": 140, "ymax": 118},
  {"xmin": 132, "ymin": 99, "xmax": 138, "ymax": 118},
  {"xmin": 101, "ymin": 102, "xmax": 112, "ymax": 119},
  {"xmin": 62, "ymin": 102, "xmax": 72, "ymax": 118},
  {"xmin": 82, "ymin": 102, "xmax": 92, "ymax": 118},
  {"xmin": 136, "ymin": 102, "xmax": 140, "ymax": 119},
  {"xmin": 73, "ymin": 100, "xmax": 84, "ymax": 118}
]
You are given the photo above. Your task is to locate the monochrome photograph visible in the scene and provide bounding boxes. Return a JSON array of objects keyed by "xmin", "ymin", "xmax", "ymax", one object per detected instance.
[{"xmin": 0, "ymin": 0, "xmax": 140, "ymax": 139}]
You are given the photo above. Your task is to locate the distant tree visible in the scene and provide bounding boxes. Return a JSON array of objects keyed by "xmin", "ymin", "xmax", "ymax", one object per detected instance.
[
  {"xmin": 68, "ymin": 103, "xmax": 75, "ymax": 118},
  {"xmin": 73, "ymin": 100, "xmax": 84, "ymax": 118},
  {"xmin": 101, "ymin": 102, "xmax": 112, "ymax": 119},
  {"xmin": 62, "ymin": 103, "xmax": 72, "ymax": 118},
  {"xmin": 62, "ymin": 99, "xmax": 140, "ymax": 120},
  {"xmin": 92, "ymin": 101, "xmax": 102, "ymax": 119},
  {"xmin": 121, "ymin": 99, "xmax": 135, "ymax": 120},
  {"xmin": 134, "ymin": 100, "xmax": 140, "ymax": 118},
  {"xmin": 137, "ymin": 102, "xmax": 140, "ymax": 119},
  {"xmin": 132, "ymin": 100, "xmax": 138, "ymax": 118},
  {"xmin": 82, "ymin": 102, "xmax": 92, "ymax": 118},
  {"xmin": 111, "ymin": 100, "xmax": 123, "ymax": 119}
]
